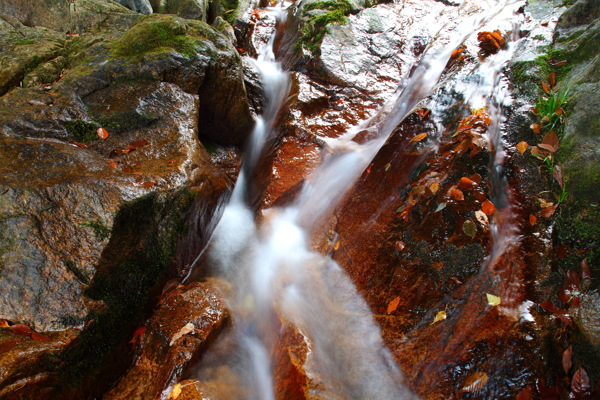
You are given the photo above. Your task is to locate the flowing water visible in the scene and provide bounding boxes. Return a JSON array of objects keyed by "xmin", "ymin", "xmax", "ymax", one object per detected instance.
[{"xmin": 190, "ymin": 0, "xmax": 527, "ymax": 398}]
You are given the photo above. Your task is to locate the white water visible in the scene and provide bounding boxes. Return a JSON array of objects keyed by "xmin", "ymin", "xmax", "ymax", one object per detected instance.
[{"xmin": 196, "ymin": 0, "xmax": 527, "ymax": 398}]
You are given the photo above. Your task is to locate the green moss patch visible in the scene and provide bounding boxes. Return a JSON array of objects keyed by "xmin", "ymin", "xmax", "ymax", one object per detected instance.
[
  {"xmin": 65, "ymin": 119, "xmax": 99, "ymax": 143},
  {"xmin": 298, "ymin": 0, "xmax": 354, "ymax": 55}
]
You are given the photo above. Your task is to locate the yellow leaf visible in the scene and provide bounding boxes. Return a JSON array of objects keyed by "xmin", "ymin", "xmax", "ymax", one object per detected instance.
[
  {"xmin": 429, "ymin": 181, "xmax": 439, "ymax": 194},
  {"xmin": 409, "ymin": 132, "xmax": 428, "ymax": 143},
  {"xmin": 463, "ymin": 372, "xmax": 489, "ymax": 392},
  {"xmin": 333, "ymin": 240, "xmax": 340, "ymax": 251},
  {"xmin": 387, "ymin": 297, "xmax": 400, "ymax": 314},
  {"xmin": 432, "ymin": 310, "xmax": 446, "ymax": 324},
  {"xmin": 169, "ymin": 323, "xmax": 195, "ymax": 346},
  {"xmin": 486, "ymin": 293, "xmax": 501, "ymax": 306},
  {"xmin": 168, "ymin": 384, "xmax": 182, "ymax": 399},
  {"xmin": 516, "ymin": 141, "xmax": 528, "ymax": 154}
]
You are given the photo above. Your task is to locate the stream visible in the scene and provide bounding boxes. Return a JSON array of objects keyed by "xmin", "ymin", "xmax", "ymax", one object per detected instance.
[{"xmin": 185, "ymin": 0, "xmax": 529, "ymax": 398}]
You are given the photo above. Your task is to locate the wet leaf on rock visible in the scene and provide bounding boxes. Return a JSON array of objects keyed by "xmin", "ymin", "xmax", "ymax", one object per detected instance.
[
  {"xmin": 477, "ymin": 30, "xmax": 505, "ymax": 54},
  {"xmin": 475, "ymin": 210, "xmax": 488, "ymax": 225},
  {"xmin": 31, "ymin": 332, "xmax": 51, "ymax": 341},
  {"xmin": 108, "ymin": 160, "xmax": 117, "ymax": 169},
  {"xmin": 530, "ymin": 124, "xmax": 542, "ymax": 134},
  {"xmin": 0, "ymin": 319, "xmax": 8, "ymax": 328},
  {"xmin": 486, "ymin": 293, "xmax": 501, "ymax": 306},
  {"xmin": 459, "ymin": 177, "xmax": 476, "ymax": 189},
  {"xmin": 542, "ymin": 81, "xmax": 552, "ymax": 95},
  {"xmin": 387, "ymin": 297, "xmax": 400, "ymax": 314},
  {"xmin": 562, "ymin": 345, "xmax": 572, "ymax": 374},
  {"xmin": 450, "ymin": 188, "xmax": 464, "ymax": 201},
  {"xmin": 97, "ymin": 128, "xmax": 109, "ymax": 140},
  {"xmin": 571, "ymin": 367, "xmax": 590, "ymax": 394},
  {"xmin": 394, "ymin": 241, "xmax": 405, "ymax": 252},
  {"xmin": 168, "ymin": 383, "xmax": 182, "ymax": 399},
  {"xmin": 517, "ymin": 141, "xmax": 529, "ymax": 154},
  {"xmin": 432, "ymin": 310, "xmax": 446, "ymax": 324},
  {"xmin": 129, "ymin": 326, "xmax": 146, "ymax": 344},
  {"xmin": 9, "ymin": 324, "xmax": 33, "ymax": 336},
  {"xmin": 463, "ymin": 372, "xmax": 489, "ymax": 392},
  {"xmin": 463, "ymin": 220, "xmax": 477, "ymax": 239},
  {"xmin": 170, "ymin": 323, "xmax": 195, "ymax": 346},
  {"xmin": 409, "ymin": 132, "xmax": 428, "ymax": 143},
  {"xmin": 429, "ymin": 181, "xmax": 439, "ymax": 194},
  {"xmin": 141, "ymin": 182, "xmax": 155, "ymax": 188},
  {"xmin": 516, "ymin": 386, "xmax": 533, "ymax": 400},
  {"xmin": 529, "ymin": 215, "xmax": 537, "ymax": 226},
  {"xmin": 417, "ymin": 109, "xmax": 431, "ymax": 119},
  {"xmin": 482, "ymin": 200, "xmax": 495, "ymax": 216}
]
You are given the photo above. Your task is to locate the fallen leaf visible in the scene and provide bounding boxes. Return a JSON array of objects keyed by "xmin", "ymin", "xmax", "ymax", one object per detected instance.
[
  {"xmin": 0, "ymin": 319, "xmax": 9, "ymax": 328},
  {"xmin": 555, "ymin": 107, "xmax": 564, "ymax": 115},
  {"xmin": 108, "ymin": 160, "xmax": 117, "ymax": 169},
  {"xmin": 541, "ymin": 204, "xmax": 558, "ymax": 218},
  {"xmin": 529, "ymin": 215, "xmax": 537, "ymax": 225},
  {"xmin": 542, "ymin": 131, "xmax": 560, "ymax": 152},
  {"xmin": 333, "ymin": 240, "xmax": 340, "ymax": 251},
  {"xmin": 482, "ymin": 200, "xmax": 496, "ymax": 215},
  {"xmin": 549, "ymin": 72, "xmax": 556, "ymax": 87},
  {"xmin": 531, "ymin": 106, "xmax": 540, "ymax": 115},
  {"xmin": 475, "ymin": 210, "xmax": 488, "ymax": 225},
  {"xmin": 549, "ymin": 59, "xmax": 567, "ymax": 66},
  {"xmin": 477, "ymin": 30, "xmax": 505, "ymax": 53},
  {"xmin": 417, "ymin": 109, "xmax": 431, "ymax": 119},
  {"xmin": 450, "ymin": 188, "xmax": 464, "ymax": 201},
  {"xmin": 459, "ymin": 177, "xmax": 476, "ymax": 189},
  {"xmin": 129, "ymin": 326, "xmax": 146, "ymax": 344},
  {"xmin": 170, "ymin": 322, "xmax": 195, "ymax": 346},
  {"xmin": 70, "ymin": 140, "xmax": 87, "ymax": 149},
  {"xmin": 141, "ymin": 182, "xmax": 155, "ymax": 188},
  {"xmin": 9, "ymin": 324, "xmax": 33, "ymax": 336},
  {"xmin": 463, "ymin": 220, "xmax": 477, "ymax": 239},
  {"xmin": 463, "ymin": 372, "xmax": 489, "ymax": 392},
  {"xmin": 486, "ymin": 293, "xmax": 501, "ymax": 306},
  {"xmin": 581, "ymin": 258, "xmax": 591, "ymax": 280},
  {"xmin": 167, "ymin": 159, "xmax": 176, "ymax": 165},
  {"xmin": 451, "ymin": 46, "xmax": 466, "ymax": 58},
  {"xmin": 542, "ymin": 81, "xmax": 552, "ymax": 94},
  {"xmin": 435, "ymin": 202, "xmax": 446, "ymax": 212},
  {"xmin": 168, "ymin": 383, "xmax": 182, "ymax": 400},
  {"xmin": 97, "ymin": 127, "xmax": 109, "ymax": 140},
  {"xmin": 409, "ymin": 132, "xmax": 428, "ymax": 143},
  {"xmin": 394, "ymin": 241, "xmax": 405, "ymax": 252},
  {"xmin": 429, "ymin": 181, "xmax": 439, "ymax": 194},
  {"xmin": 530, "ymin": 145, "xmax": 549, "ymax": 159},
  {"xmin": 387, "ymin": 297, "xmax": 400, "ymax": 314},
  {"xmin": 432, "ymin": 310, "xmax": 447, "ymax": 324},
  {"xmin": 31, "ymin": 332, "xmax": 51, "ymax": 341},
  {"xmin": 530, "ymin": 123, "xmax": 542, "ymax": 133},
  {"xmin": 571, "ymin": 367, "xmax": 590, "ymax": 394},
  {"xmin": 0, "ymin": 339, "xmax": 20, "ymax": 354},
  {"xmin": 470, "ymin": 173, "xmax": 483, "ymax": 184},
  {"xmin": 432, "ymin": 261, "xmax": 444, "ymax": 270},
  {"xmin": 537, "ymin": 143, "xmax": 556, "ymax": 153},
  {"xmin": 516, "ymin": 387, "xmax": 533, "ymax": 400},
  {"xmin": 516, "ymin": 141, "xmax": 529, "ymax": 154},
  {"xmin": 552, "ymin": 165, "xmax": 564, "ymax": 189},
  {"xmin": 562, "ymin": 345, "xmax": 572, "ymax": 374}
]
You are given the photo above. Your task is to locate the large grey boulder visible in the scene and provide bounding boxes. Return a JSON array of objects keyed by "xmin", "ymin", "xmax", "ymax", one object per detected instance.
[{"xmin": 115, "ymin": 0, "xmax": 153, "ymax": 14}]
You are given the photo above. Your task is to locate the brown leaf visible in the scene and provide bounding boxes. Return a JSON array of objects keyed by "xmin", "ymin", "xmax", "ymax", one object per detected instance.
[
  {"xmin": 108, "ymin": 160, "xmax": 117, "ymax": 169},
  {"xmin": 516, "ymin": 386, "xmax": 533, "ymax": 400},
  {"xmin": 537, "ymin": 143, "xmax": 556, "ymax": 153},
  {"xmin": 549, "ymin": 72, "xmax": 556, "ymax": 87},
  {"xmin": 542, "ymin": 130, "xmax": 560, "ymax": 152},
  {"xmin": 70, "ymin": 140, "xmax": 88, "ymax": 149},
  {"xmin": 463, "ymin": 372, "xmax": 489, "ymax": 392},
  {"xmin": 549, "ymin": 59, "xmax": 567, "ymax": 66},
  {"xmin": 459, "ymin": 177, "xmax": 476, "ymax": 189},
  {"xmin": 31, "ymin": 332, "xmax": 51, "ymax": 341},
  {"xmin": 470, "ymin": 173, "xmax": 483, "ymax": 184},
  {"xmin": 541, "ymin": 204, "xmax": 558, "ymax": 218},
  {"xmin": 540, "ymin": 300, "xmax": 560, "ymax": 314},
  {"xmin": 394, "ymin": 241, "xmax": 405, "ymax": 252},
  {"xmin": 97, "ymin": 127, "xmax": 109, "ymax": 140},
  {"xmin": 529, "ymin": 214, "xmax": 537, "ymax": 226},
  {"xmin": 530, "ymin": 146, "xmax": 549, "ymax": 159},
  {"xmin": 516, "ymin": 141, "xmax": 529, "ymax": 154},
  {"xmin": 531, "ymin": 106, "xmax": 540, "ymax": 116},
  {"xmin": 450, "ymin": 188, "xmax": 464, "ymax": 201},
  {"xmin": 141, "ymin": 182, "xmax": 155, "ymax": 188},
  {"xmin": 530, "ymin": 123, "xmax": 542, "ymax": 133},
  {"xmin": 572, "ymin": 367, "xmax": 590, "ymax": 394},
  {"xmin": 552, "ymin": 165, "xmax": 564, "ymax": 189},
  {"xmin": 581, "ymin": 258, "xmax": 591, "ymax": 280},
  {"xmin": 542, "ymin": 81, "xmax": 552, "ymax": 94},
  {"xmin": 417, "ymin": 109, "xmax": 431, "ymax": 119},
  {"xmin": 129, "ymin": 139, "xmax": 149, "ymax": 148},
  {"xmin": 555, "ymin": 107, "xmax": 564, "ymax": 115},
  {"xmin": 562, "ymin": 345, "xmax": 573, "ymax": 374},
  {"xmin": 0, "ymin": 339, "xmax": 20, "ymax": 354},
  {"xmin": 9, "ymin": 324, "xmax": 33, "ymax": 336},
  {"xmin": 387, "ymin": 297, "xmax": 400, "ymax": 314},
  {"xmin": 481, "ymin": 200, "xmax": 496, "ymax": 215},
  {"xmin": 409, "ymin": 132, "xmax": 428, "ymax": 143}
]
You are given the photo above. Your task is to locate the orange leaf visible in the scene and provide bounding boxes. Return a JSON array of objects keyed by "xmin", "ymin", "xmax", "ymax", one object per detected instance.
[
  {"xmin": 70, "ymin": 140, "xmax": 88, "ymax": 148},
  {"xmin": 541, "ymin": 81, "xmax": 552, "ymax": 94},
  {"xmin": 417, "ymin": 109, "xmax": 431, "ymax": 119},
  {"xmin": 530, "ymin": 123, "xmax": 542, "ymax": 133},
  {"xmin": 458, "ymin": 177, "xmax": 476, "ymax": 189},
  {"xmin": 97, "ymin": 127, "xmax": 109, "ymax": 140},
  {"xmin": 541, "ymin": 204, "xmax": 558, "ymax": 218},
  {"xmin": 555, "ymin": 107, "xmax": 563, "ymax": 115},
  {"xmin": 9, "ymin": 324, "xmax": 33, "ymax": 336},
  {"xmin": 387, "ymin": 297, "xmax": 400, "ymax": 314},
  {"xmin": 529, "ymin": 215, "xmax": 537, "ymax": 225},
  {"xmin": 141, "ymin": 182, "xmax": 155, "ymax": 188},
  {"xmin": 108, "ymin": 160, "xmax": 117, "ymax": 169},
  {"xmin": 451, "ymin": 46, "xmax": 465, "ymax": 58},
  {"xmin": 463, "ymin": 372, "xmax": 489, "ymax": 392},
  {"xmin": 482, "ymin": 200, "xmax": 495, "ymax": 215},
  {"xmin": 167, "ymin": 159, "xmax": 176, "ymax": 165},
  {"xmin": 409, "ymin": 132, "xmax": 428, "ymax": 143},
  {"xmin": 0, "ymin": 319, "xmax": 9, "ymax": 328},
  {"xmin": 129, "ymin": 326, "xmax": 146, "ymax": 344},
  {"xmin": 429, "ymin": 181, "xmax": 439, "ymax": 194},
  {"xmin": 31, "ymin": 332, "xmax": 51, "ymax": 341},
  {"xmin": 549, "ymin": 72, "xmax": 556, "ymax": 87},
  {"xmin": 394, "ymin": 241, "xmax": 405, "ymax": 251},
  {"xmin": 541, "ymin": 130, "xmax": 559, "ymax": 152},
  {"xmin": 530, "ymin": 146, "xmax": 549, "ymax": 159},
  {"xmin": 516, "ymin": 141, "xmax": 529, "ymax": 154},
  {"xmin": 562, "ymin": 345, "xmax": 572, "ymax": 374},
  {"xmin": 450, "ymin": 189, "xmax": 464, "ymax": 201}
]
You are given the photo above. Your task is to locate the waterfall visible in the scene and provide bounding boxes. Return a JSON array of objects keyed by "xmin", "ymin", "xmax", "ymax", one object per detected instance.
[{"xmin": 190, "ymin": 0, "xmax": 527, "ymax": 398}]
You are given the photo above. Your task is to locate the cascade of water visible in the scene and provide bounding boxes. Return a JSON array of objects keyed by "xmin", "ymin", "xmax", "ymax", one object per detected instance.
[{"xmin": 193, "ymin": 0, "xmax": 527, "ymax": 398}]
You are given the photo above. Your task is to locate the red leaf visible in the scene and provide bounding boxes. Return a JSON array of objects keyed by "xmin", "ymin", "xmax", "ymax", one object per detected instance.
[
  {"xmin": 538, "ymin": 143, "xmax": 556, "ymax": 153},
  {"xmin": 129, "ymin": 326, "xmax": 146, "ymax": 344},
  {"xmin": 97, "ymin": 127, "xmax": 109, "ymax": 140},
  {"xmin": 536, "ymin": 378, "xmax": 560, "ymax": 400},
  {"xmin": 540, "ymin": 301, "xmax": 560, "ymax": 314},
  {"xmin": 516, "ymin": 386, "xmax": 533, "ymax": 400},
  {"xmin": 530, "ymin": 123, "xmax": 542, "ymax": 133},
  {"xmin": 557, "ymin": 313, "xmax": 574, "ymax": 327},
  {"xmin": 562, "ymin": 345, "xmax": 573, "ymax": 374},
  {"xmin": 0, "ymin": 339, "xmax": 20, "ymax": 353},
  {"xmin": 529, "ymin": 214, "xmax": 537, "ymax": 226},
  {"xmin": 9, "ymin": 324, "xmax": 33, "ymax": 336},
  {"xmin": 571, "ymin": 367, "xmax": 590, "ymax": 394},
  {"xmin": 482, "ymin": 200, "xmax": 496, "ymax": 216},
  {"xmin": 31, "ymin": 332, "xmax": 51, "ymax": 341}
]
